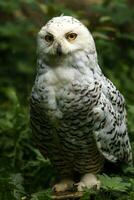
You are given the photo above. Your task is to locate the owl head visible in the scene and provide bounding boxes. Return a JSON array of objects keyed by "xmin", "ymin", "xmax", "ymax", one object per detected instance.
[{"xmin": 37, "ymin": 16, "xmax": 96, "ymax": 59}]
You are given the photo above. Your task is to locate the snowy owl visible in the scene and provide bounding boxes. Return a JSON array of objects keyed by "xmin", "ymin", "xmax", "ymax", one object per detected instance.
[{"xmin": 30, "ymin": 16, "xmax": 132, "ymax": 192}]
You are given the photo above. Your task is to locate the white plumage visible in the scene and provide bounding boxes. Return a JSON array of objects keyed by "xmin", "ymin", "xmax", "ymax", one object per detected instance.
[{"xmin": 30, "ymin": 16, "xmax": 132, "ymax": 192}]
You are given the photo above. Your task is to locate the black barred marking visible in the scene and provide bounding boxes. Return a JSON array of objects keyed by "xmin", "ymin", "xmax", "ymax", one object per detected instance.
[
  {"xmin": 107, "ymin": 127, "xmax": 115, "ymax": 134},
  {"xmin": 30, "ymin": 90, "xmax": 105, "ymax": 174}
]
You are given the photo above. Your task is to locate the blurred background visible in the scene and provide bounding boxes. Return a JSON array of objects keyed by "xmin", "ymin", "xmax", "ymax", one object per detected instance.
[{"xmin": 0, "ymin": 0, "xmax": 134, "ymax": 199}]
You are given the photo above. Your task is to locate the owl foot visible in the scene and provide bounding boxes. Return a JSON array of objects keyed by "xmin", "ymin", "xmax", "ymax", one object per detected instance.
[
  {"xmin": 75, "ymin": 173, "xmax": 100, "ymax": 192},
  {"xmin": 53, "ymin": 179, "xmax": 75, "ymax": 193}
]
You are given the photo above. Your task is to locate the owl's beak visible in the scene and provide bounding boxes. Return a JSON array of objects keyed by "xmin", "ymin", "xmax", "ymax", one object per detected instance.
[{"xmin": 56, "ymin": 44, "xmax": 62, "ymax": 56}]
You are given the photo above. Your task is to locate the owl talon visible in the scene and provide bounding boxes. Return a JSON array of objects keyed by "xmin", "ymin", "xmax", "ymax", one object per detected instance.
[
  {"xmin": 53, "ymin": 179, "xmax": 75, "ymax": 193},
  {"xmin": 76, "ymin": 173, "xmax": 100, "ymax": 192}
]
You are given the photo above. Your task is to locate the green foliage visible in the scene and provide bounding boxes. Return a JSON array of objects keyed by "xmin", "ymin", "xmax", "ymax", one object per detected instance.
[
  {"xmin": 0, "ymin": 173, "xmax": 25, "ymax": 200},
  {"xmin": 80, "ymin": 173, "xmax": 134, "ymax": 200},
  {"xmin": 98, "ymin": 174, "xmax": 131, "ymax": 192},
  {"xmin": 0, "ymin": 0, "xmax": 134, "ymax": 199}
]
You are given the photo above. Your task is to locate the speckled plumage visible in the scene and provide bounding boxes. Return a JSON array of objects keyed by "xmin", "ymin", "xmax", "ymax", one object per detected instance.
[{"xmin": 30, "ymin": 16, "xmax": 132, "ymax": 190}]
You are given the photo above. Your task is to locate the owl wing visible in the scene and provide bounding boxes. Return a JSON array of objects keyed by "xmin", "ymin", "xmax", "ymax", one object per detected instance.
[{"xmin": 93, "ymin": 76, "xmax": 132, "ymax": 165}]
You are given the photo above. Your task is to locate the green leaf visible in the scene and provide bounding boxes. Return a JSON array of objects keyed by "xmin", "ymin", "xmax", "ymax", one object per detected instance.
[
  {"xmin": 98, "ymin": 174, "xmax": 131, "ymax": 192},
  {"xmin": 0, "ymin": 173, "xmax": 25, "ymax": 200}
]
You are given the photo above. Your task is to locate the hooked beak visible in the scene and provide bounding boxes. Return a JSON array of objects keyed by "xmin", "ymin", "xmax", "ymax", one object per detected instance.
[{"xmin": 56, "ymin": 44, "xmax": 62, "ymax": 56}]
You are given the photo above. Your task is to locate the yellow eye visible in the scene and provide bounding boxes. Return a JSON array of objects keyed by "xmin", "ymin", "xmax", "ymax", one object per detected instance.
[
  {"xmin": 44, "ymin": 34, "xmax": 54, "ymax": 42},
  {"xmin": 66, "ymin": 33, "xmax": 77, "ymax": 41}
]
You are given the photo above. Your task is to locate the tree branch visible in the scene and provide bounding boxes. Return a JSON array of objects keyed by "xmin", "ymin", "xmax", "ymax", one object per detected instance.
[{"xmin": 51, "ymin": 191, "xmax": 83, "ymax": 200}]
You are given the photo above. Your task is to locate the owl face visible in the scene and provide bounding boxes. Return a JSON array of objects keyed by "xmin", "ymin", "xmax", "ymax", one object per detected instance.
[{"xmin": 37, "ymin": 16, "xmax": 96, "ymax": 58}]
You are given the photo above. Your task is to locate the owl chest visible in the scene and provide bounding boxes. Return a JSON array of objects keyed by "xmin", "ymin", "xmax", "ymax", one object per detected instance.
[
  {"xmin": 32, "ymin": 78, "xmax": 101, "ymax": 164},
  {"xmin": 36, "ymin": 67, "xmax": 93, "ymax": 119},
  {"xmin": 39, "ymin": 82, "xmax": 93, "ymax": 123}
]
